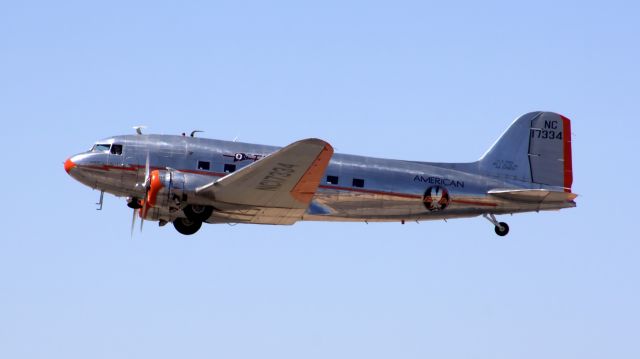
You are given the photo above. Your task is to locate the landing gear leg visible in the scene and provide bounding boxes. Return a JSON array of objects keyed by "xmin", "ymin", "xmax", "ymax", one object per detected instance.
[{"xmin": 483, "ymin": 214, "xmax": 510, "ymax": 237}]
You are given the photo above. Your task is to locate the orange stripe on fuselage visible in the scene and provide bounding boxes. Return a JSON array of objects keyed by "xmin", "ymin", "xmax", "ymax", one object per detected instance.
[
  {"xmin": 78, "ymin": 164, "xmax": 138, "ymax": 172},
  {"xmin": 319, "ymin": 185, "xmax": 422, "ymax": 200}
]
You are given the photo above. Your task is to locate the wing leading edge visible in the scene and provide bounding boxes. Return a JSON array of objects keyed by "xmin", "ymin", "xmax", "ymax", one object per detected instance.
[{"xmin": 195, "ymin": 138, "xmax": 334, "ymax": 224}]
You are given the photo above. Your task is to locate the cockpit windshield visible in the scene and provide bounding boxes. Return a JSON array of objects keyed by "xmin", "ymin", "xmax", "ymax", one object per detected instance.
[{"xmin": 92, "ymin": 144, "xmax": 111, "ymax": 152}]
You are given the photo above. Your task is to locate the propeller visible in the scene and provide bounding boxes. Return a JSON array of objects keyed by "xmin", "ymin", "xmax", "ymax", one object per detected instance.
[
  {"xmin": 140, "ymin": 152, "xmax": 151, "ymax": 233},
  {"xmin": 130, "ymin": 153, "xmax": 151, "ymax": 237},
  {"xmin": 130, "ymin": 154, "xmax": 167, "ymax": 237},
  {"xmin": 131, "ymin": 207, "xmax": 138, "ymax": 237},
  {"xmin": 140, "ymin": 152, "xmax": 151, "ymax": 232}
]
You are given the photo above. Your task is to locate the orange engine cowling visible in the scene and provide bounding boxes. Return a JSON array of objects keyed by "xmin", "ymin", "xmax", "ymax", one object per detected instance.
[
  {"xmin": 139, "ymin": 170, "xmax": 183, "ymax": 220},
  {"xmin": 139, "ymin": 170, "xmax": 212, "ymax": 221},
  {"xmin": 147, "ymin": 170, "xmax": 164, "ymax": 208}
]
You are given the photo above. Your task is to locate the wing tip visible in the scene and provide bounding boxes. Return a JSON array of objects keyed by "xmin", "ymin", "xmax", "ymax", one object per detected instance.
[
  {"xmin": 295, "ymin": 138, "xmax": 334, "ymax": 157},
  {"xmin": 290, "ymin": 140, "xmax": 335, "ymax": 204}
]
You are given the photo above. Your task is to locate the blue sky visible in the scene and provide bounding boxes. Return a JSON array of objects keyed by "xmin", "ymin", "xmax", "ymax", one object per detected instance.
[{"xmin": 1, "ymin": 1, "xmax": 638, "ymax": 358}]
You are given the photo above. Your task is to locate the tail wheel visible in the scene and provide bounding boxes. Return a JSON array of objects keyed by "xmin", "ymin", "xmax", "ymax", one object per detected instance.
[
  {"xmin": 183, "ymin": 204, "xmax": 214, "ymax": 222},
  {"xmin": 173, "ymin": 217, "xmax": 203, "ymax": 236},
  {"xmin": 494, "ymin": 222, "xmax": 510, "ymax": 237}
]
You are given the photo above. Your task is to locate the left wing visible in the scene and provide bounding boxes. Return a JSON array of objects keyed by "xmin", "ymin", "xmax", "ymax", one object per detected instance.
[{"xmin": 195, "ymin": 138, "xmax": 334, "ymax": 224}]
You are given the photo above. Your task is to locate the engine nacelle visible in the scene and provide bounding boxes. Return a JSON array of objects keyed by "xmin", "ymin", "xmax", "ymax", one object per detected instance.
[
  {"xmin": 146, "ymin": 170, "xmax": 184, "ymax": 210},
  {"xmin": 145, "ymin": 170, "xmax": 213, "ymax": 214}
]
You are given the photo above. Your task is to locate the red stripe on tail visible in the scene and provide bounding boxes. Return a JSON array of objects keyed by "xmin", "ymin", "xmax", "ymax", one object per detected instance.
[{"xmin": 561, "ymin": 115, "xmax": 573, "ymax": 192}]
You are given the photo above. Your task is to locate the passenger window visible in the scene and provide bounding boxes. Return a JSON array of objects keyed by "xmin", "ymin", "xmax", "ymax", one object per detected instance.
[
  {"xmin": 327, "ymin": 175, "xmax": 339, "ymax": 185},
  {"xmin": 224, "ymin": 164, "xmax": 237, "ymax": 173},
  {"xmin": 110, "ymin": 144, "xmax": 123, "ymax": 155},
  {"xmin": 352, "ymin": 178, "xmax": 365, "ymax": 188},
  {"xmin": 198, "ymin": 161, "xmax": 210, "ymax": 171}
]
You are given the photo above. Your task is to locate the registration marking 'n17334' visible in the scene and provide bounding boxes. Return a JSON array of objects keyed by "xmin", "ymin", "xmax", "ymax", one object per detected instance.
[
  {"xmin": 256, "ymin": 163, "xmax": 296, "ymax": 191},
  {"xmin": 531, "ymin": 120, "xmax": 563, "ymax": 140}
]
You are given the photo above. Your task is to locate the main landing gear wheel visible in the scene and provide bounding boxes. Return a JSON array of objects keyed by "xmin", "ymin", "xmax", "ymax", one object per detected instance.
[
  {"xmin": 483, "ymin": 214, "xmax": 510, "ymax": 237},
  {"xmin": 183, "ymin": 204, "xmax": 214, "ymax": 222},
  {"xmin": 173, "ymin": 218, "xmax": 203, "ymax": 236},
  {"xmin": 494, "ymin": 222, "xmax": 510, "ymax": 237}
]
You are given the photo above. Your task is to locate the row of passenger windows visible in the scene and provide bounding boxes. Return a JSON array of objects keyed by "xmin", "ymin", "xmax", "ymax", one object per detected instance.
[
  {"xmin": 327, "ymin": 175, "xmax": 365, "ymax": 188},
  {"xmin": 197, "ymin": 161, "xmax": 236, "ymax": 173},
  {"xmin": 196, "ymin": 161, "xmax": 366, "ymax": 188},
  {"xmin": 90, "ymin": 145, "xmax": 365, "ymax": 187}
]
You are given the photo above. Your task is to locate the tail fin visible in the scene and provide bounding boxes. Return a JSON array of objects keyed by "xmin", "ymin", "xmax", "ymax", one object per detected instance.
[{"xmin": 479, "ymin": 112, "xmax": 573, "ymax": 192}]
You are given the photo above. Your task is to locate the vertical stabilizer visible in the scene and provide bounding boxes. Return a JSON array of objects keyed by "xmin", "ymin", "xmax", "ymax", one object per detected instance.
[{"xmin": 479, "ymin": 112, "xmax": 573, "ymax": 191}]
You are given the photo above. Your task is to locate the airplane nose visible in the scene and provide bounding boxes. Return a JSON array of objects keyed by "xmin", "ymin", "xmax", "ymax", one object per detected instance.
[{"xmin": 64, "ymin": 157, "xmax": 77, "ymax": 174}]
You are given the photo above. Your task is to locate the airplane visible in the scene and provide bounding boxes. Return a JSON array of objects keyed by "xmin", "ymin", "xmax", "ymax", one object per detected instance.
[{"xmin": 64, "ymin": 111, "xmax": 576, "ymax": 237}]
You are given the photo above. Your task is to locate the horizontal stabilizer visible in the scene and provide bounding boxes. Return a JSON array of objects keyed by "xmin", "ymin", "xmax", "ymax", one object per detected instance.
[{"xmin": 488, "ymin": 189, "xmax": 577, "ymax": 203}]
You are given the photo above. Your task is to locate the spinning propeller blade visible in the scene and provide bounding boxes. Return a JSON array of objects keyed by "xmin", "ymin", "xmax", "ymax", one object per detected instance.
[
  {"xmin": 131, "ymin": 208, "xmax": 138, "ymax": 238},
  {"xmin": 130, "ymin": 153, "xmax": 151, "ymax": 236},
  {"xmin": 140, "ymin": 153, "xmax": 151, "ymax": 233},
  {"xmin": 142, "ymin": 152, "xmax": 150, "ymax": 188}
]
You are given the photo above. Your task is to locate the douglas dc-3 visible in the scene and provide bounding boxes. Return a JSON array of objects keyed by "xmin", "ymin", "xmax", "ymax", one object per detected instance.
[{"xmin": 65, "ymin": 111, "xmax": 576, "ymax": 236}]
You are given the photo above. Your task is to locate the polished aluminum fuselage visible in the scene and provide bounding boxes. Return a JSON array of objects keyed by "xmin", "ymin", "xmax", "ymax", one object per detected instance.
[{"xmin": 67, "ymin": 134, "xmax": 574, "ymax": 224}]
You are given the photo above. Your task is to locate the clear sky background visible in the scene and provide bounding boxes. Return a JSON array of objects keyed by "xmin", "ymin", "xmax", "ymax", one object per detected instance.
[{"xmin": 1, "ymin": 1, "xmax": 638, "ymax": 358}]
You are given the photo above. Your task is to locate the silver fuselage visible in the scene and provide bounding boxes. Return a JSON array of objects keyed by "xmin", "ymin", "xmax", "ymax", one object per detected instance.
[{"xmin": 66, "ymin": 134, "xmax": 575, "ymax": 225}]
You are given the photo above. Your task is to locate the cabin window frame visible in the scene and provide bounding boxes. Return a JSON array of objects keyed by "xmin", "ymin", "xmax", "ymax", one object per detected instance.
[
  {"xmin": 327, "ymin": 175, "xmax": 339, "ymax": 185},
  {"xmin": 197, "ymin": 161, "xmax": 211, "ymax": 171},
  {"xmin": 224, "ymin": 164, "xmax": 237, "ymax": 173},
  {"xmin": 352, "ymin": 178, "xmax": 365, "ymax": 188}
]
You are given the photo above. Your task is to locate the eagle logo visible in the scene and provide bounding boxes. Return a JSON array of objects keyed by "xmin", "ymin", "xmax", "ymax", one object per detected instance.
[{"xmin": 423, "ymin": 186, "xmax": 450, "ymax": 211}]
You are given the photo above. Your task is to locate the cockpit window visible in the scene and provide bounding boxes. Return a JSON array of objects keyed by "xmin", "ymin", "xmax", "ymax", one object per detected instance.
[
  {"xmin": 92, "ymin": 144, "xmax": 111, "ymax": 152},
  {"xmin": 110, "ymin": 144, "xmax": 123, "ymax": 155}
]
